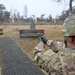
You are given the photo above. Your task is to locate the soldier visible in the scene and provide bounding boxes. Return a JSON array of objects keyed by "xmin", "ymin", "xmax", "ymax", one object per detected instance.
[{"xmin": 33, "ymin": 14, "xmax": 75, "ymax": 75}]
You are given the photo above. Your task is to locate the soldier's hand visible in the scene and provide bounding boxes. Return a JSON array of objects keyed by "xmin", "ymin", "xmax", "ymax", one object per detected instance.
[{"xmin": 39, "ymin": 36, "xmax": 48, "ymax": 44}]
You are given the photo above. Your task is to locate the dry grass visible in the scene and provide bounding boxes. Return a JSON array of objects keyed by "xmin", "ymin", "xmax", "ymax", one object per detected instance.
[
  {"xmin": 0, "ymin": 25, "xmax": 64, "ymax": 58},
  {"xmin": 36, "ymin": 25, "xmax": 64, "ymax": 40}
]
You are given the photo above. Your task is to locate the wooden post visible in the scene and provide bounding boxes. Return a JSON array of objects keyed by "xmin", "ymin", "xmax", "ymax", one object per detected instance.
[{"xmin": 30, "ymin": 21, "xmax": 35, "ymax": 30}]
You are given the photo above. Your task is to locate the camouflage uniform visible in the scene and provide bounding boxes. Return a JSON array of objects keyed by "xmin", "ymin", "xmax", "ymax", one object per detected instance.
[
  {"xmin": 34, "ymin": 40, "xmax": 65, "ymax": 75},
  {"xmin": 34, "ymin": 41, "xmax": 45, "ymax": 62},
  {"xmin": 34, "ymin": 14, "xmax": 75, "ymax": 75},
  {"xmin": 46, "ymin": 40, "xmax": 65, "ymax": 52},
  {"xmin": 34, "ymin": 40, "xmax": 75, "ymax": 75}
]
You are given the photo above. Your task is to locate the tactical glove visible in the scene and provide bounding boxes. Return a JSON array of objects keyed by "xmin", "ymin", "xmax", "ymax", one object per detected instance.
[{"xmin": 39, "ymin": 36, "xmax": 48, "ymax": 44}]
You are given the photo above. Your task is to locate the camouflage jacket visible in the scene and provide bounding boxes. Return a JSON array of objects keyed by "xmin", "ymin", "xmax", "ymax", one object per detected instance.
[
  {"xmin": 34, "ymin": 40, "xmax": 65, "ymax": 61},
  {"xmin": 34, "ymin": 40, "xmax": 75, "ymax": 75},
  {"xmin": 33, "ymin": 41, "xmax": 45, "ymax": 62},
  {"xmin": 38, "ymin": 49, "xmax": 75, "ymax": 75},
  {"xmin": 46, "ymin": 40, "xmax": 65, "ymax": 52}
]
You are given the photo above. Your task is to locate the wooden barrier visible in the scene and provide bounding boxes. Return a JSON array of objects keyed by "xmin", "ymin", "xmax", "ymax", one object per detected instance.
[
  {"xmin": 19, "ymin": 29, "xmax": 44, "ymax": 38},
  {"xmin": 0, "ymin": 29, "xmax": 3, "ymax": 35}
]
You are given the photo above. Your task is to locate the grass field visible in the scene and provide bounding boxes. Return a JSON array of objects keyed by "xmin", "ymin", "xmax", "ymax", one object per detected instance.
[
  {"xmin": 0, "ymin": 25, "xmax": 64, "ymax": 74},
  {"xmin": 0, "ymin": 25, "xmax": 64, "ymax": 58}
]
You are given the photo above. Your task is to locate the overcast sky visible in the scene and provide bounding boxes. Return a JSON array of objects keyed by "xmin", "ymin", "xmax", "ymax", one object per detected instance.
[{"xmin": 0, "ymin": 0, "xmax": 72, "ymax": 18}]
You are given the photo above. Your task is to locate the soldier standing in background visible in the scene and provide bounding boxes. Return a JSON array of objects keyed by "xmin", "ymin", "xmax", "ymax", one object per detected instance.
[{"xmin": 33, "ymin": 14, "xmax": 75, "ymax": 75}]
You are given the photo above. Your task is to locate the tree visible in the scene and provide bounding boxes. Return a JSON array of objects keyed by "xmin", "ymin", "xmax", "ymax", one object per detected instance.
[
  {"xmin": 0, "ymin": 4, "xmax": 6, "ymax": 12},
  {"xmin": 53, "ymin": 0, "xmax": 75, "ymax": 15},
  {"xmin": 48, "ymin": 14, "xmax": 52, "ymax": 22},
  {"xmin": 0, "ymin": 4, "xmax": 6, "ymax": 22},
  {"xmin": 12, "ymin": 9, "xmax": 20, "ymax": 22},
  {"xmin": 58, "ymin": 6, "xmax": 75, "ymax": 20},
  {"xmin": 24, "ymin": 5, "xmax": 28, "ymax": 19},
  {"xmin": 69, "ymin": 0, "xmax": 73, "ymax": 15},
  {"xmin": 0, "ymin": 4, "xmax": 10, "ymax": 22},
  {"xmin": 3, "ymin": 11, "xmax": 10, "ymax": 22},
  {"xmin": 40, "ymin": 14, "xmax": 45, "ymax": 20}
]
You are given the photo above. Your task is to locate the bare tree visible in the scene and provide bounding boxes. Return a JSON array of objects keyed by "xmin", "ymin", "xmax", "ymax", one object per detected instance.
[
  {"xmin": 69, "ymin": 0, "xmax": 73, "ymax": 15},
  {"xmin": 24, "ymin": 5, "xmax": 28, "ymax": 19},
  {"xmin": 40, "ymin": 14, "xmax": 45, "ymax": 20},
  {"xmin": 53, "ymin": 0, "xmax": 74, "ymax": 15}
]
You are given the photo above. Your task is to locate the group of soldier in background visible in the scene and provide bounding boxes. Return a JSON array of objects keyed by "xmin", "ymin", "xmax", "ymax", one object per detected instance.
[{"xmin": 33, "ymin": 14, "xmax": 75, "ymax": 75}]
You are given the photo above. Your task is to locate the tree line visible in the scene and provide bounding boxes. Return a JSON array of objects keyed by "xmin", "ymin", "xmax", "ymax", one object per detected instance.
[{"xmin": 0, "ymin": 4, "xmax": 75, "ymax": 25}]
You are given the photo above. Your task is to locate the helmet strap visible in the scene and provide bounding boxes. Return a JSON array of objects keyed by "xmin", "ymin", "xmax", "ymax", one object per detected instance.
[{"xmin": 64, "ymin": 37, "xmax": 67, "ymax": 47}]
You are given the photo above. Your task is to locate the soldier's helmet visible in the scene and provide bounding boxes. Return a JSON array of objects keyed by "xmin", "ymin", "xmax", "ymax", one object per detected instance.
[{"xmin": 62, "ymin": 14, "xmax": 75, "ymax": 36}]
